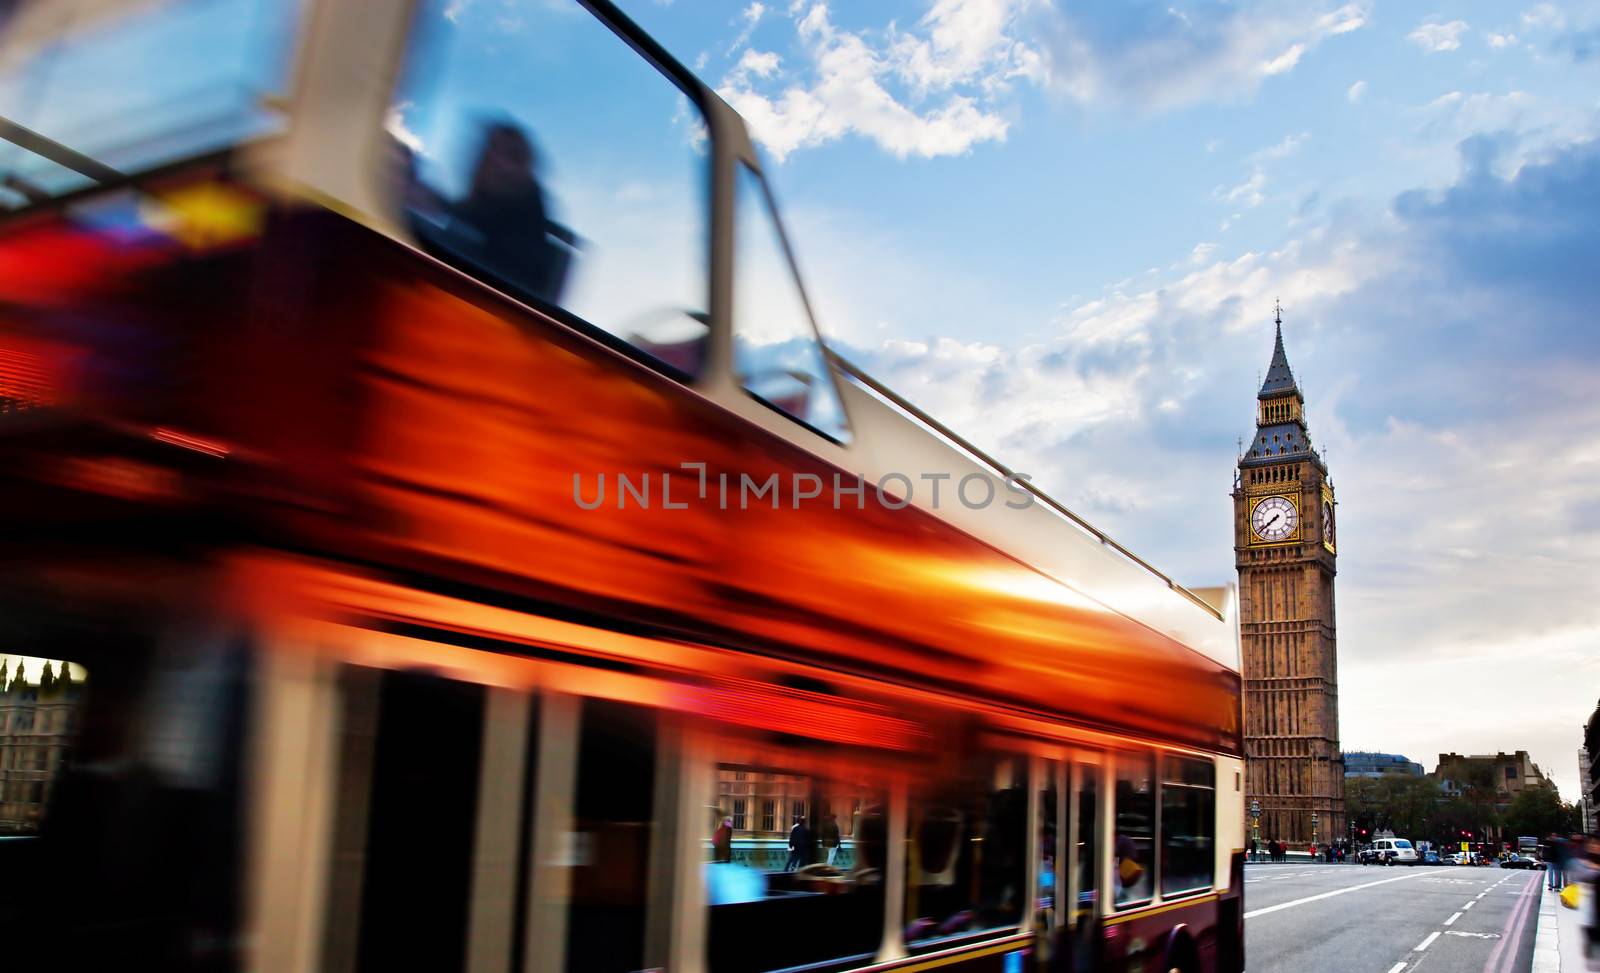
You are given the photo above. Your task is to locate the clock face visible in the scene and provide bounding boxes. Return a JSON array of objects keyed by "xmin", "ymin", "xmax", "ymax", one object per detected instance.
[
  {"xmin": 1251, "ymin": 495, "xmax": 1297, "ymax": 542},
  {"xmin": 1322, "ymin": 500, "xmax": 1335, "ymax": 545}
]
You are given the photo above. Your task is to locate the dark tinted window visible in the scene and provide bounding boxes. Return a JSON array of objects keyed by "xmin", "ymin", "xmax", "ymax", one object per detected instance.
[
  {"xmin": 1159, "ymin": 756, "xmax": 1214, "ymax": 896},
  {"xmin": 567, "ymin": 700, "xmax": 656, "ymax": 973},
  {"xmin": 906, "ymin": 752, "xmax": 1027, "ymax": 948},
  {"xmin": 355, "ymin": 670, "xmax": 486, "ymax": 973},
  {"xmin": 1037, "ymin": 758, "xmax": 1059, "ymax": 934},
  {"xmin": 1114, "ymin": 753, "xmax": 1154, "ymax": 907},
  {"xmin": 1075, "ymin": 761, "xmax": 1100, "ymax": 927}
]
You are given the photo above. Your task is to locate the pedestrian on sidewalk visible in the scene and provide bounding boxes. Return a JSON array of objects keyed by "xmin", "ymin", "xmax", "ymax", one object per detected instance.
[
  {"xmin": 820, "ymin": 812, "xmax": 841, "ymax": 867},
  {"xmin": 1547, "ymin": 833, "xmax": 1567, "ymax": 891},
  {"xmin": 786, "ymin": 815, "xmax": 810, "ymax": 871}
]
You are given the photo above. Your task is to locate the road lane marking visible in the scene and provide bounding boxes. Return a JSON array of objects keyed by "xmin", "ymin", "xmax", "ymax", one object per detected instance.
[
  {"xmin": 1446, "ymin": 931, "xmax": 1499, "ymax": 939},
  {"xmin": 1386, "ymin": 963, "xmax": 1408, "ymax": 973},
  {"xmin": 1243, "ymin": 868, "xmax": 1433, "ymax": 919},
  {"xmin": 1463, "ymin": 901, "xmax": 1475, "ymax": 910},
  {"xmin": 1445, "ymin": 911, "xmax": 1463, "ymax": 925},
  {"xmin": 1415, "ymin": 931, "xmax": 1441, "ymax": 951},
  {"xmin": 1482, "ymin": 874, "xmax": 1539, "ymax": 973}
]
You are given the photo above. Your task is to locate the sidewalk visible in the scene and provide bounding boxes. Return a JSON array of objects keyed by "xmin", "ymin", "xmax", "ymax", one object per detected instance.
[{"xmin": 1537, "ymin": 880, "xmax": 1597, "ymax": 972}]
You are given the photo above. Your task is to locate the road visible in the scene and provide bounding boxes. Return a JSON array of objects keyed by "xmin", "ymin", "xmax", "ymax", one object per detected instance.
[{"xmin": 1243, "ymin": 862, "xmax": 1544, "ymax": 973}]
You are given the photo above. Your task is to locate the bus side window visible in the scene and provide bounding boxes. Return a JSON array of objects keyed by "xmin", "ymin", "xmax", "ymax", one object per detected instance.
[
  {"xmin": 390, "ymin": 0, "xmax": 710, "ymax": 378},
  {"xmin": 1113, "ymin": 753, "xmax": 1155, "ymax": 907},
  {"xmin": 1159, "ymin": 755, "xmax": 1215, "ymax": 896},
  {"xmin": 1036, "ymin": 758, "xmax": 1059, "ymax": 938},
  {"xmin": 1073, "ymin": 759, "xmax": 1100, "ymax": 928},
  {"xmin": 706, "ymin": 748, "xmax": 886, "ymax": 973},
  {"xmin": 905, "ymin": 751, "xmax": 1026, "ymax": 949},
  {"xmin": 733, "ymin": 165, "xmax": 850, "ymax": 443}
]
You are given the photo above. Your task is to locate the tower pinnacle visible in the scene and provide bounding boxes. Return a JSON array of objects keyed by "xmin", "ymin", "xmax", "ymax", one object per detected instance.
[{"xmin": 1260, "ymin": 304, "xmax": 1297, "ymax": 398}]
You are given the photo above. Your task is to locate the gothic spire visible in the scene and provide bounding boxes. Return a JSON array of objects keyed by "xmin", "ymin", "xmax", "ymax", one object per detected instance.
[{"xmin": 1259, "ymin": 299, "xmax": 1297, "ymax": 398}]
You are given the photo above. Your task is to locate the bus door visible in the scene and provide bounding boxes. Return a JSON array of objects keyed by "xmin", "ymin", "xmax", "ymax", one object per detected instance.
[
  {"xmin": 311, "ymin": 664, "xmax": 679, "ymax": 973},
  {"xmin": 1065, "ymin": 751, "xmax": 1103, "ymax": 972}
]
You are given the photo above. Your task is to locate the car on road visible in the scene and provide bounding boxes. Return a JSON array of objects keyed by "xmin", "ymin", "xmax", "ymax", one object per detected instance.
[
  {"xmin": 1499, "ymin": 854, "xmax": 1545, "ymax": 869},
  {"xmin": 1358, "ymin": 838, "xmax": 1420, "ymax": 865},
  {"xmin": 1422, "ymin": 851, "xmax": 1442, "ymax": 865}
]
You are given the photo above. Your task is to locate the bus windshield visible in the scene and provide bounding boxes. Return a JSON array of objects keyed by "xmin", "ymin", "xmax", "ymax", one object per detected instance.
[{"xmin": 0, "ymin": 0, "xmax": 301, "ymax": 210}]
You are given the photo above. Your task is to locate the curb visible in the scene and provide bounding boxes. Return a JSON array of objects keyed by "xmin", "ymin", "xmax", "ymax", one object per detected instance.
[{"xmin": 1533, "ymin": 884, "xmax": 1560, "ymax": 973}]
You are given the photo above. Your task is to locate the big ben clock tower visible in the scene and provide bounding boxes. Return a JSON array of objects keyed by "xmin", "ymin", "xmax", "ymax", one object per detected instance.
[{"xmin": 1233, "ymin": 304, "xmax": 1344, "ymax": 848}]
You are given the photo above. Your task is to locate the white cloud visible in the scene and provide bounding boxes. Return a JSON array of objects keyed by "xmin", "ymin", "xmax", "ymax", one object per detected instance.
[
  {"xmin": 890, "ymin": 0, "xmax": 1046, "ymax": 93},
  {"xmin": 726, "ymin": 2, "xmax": 768, "ymax": 55},
  {"xmin": 1217, "ymin": 169, "xmax": 1266, "ymax": 207},
  {"xmin": 1033, "ymin": 2, "xmax": 1370, "ymax": 111},
  {"xmin": 1251, "ymin": 131, "xmax": 1310, "ymax": 161},
  {"xmin": 1347, "ymin": 79, "xmax": 1367, "ymax": 102},
  {"xmin": 1486, "ymin": 31, "xmax": 1518, "ymax": 49},
  {"xmin": 1521, "ymin": 3, "xmax": 1567, "ymax": 31},
  {"xmin": 1415, "ymin": 89, "xmax": 1593, "ymax": 177},
  {"xmin": 1407, "ymin": 19, "xmax": 1469, "ymax": 52},
  {"xmin": 734, "ymin": 48, "xmax": 783, "ymax": 80},
  {"xmin": 719, "ymin": 2, "xmax": 1022, "ymax": 160},
  {"xmin": 384, "ymin": 103, "xmax": 425, "ymax": 154},
  {"xmin": 1262, "ymin": 42, "xmax": 1307, "ymax": 75}
]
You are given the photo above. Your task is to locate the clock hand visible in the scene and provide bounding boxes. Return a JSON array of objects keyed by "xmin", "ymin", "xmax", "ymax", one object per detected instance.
[{"xmin": 1265, "ymin": 513, "xmax": 1281, "ymax": 528}]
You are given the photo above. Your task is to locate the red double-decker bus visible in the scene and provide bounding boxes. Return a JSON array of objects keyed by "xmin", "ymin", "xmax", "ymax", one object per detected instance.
[{"xmin": 0, "ymin": 2, "xmax": 1243, "ymax": 971}]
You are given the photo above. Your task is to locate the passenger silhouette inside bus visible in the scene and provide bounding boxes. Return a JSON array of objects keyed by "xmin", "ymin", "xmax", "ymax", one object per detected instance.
[{"xmin": 404, "ymin": 121, "xmax": 579, "ymax": 306}]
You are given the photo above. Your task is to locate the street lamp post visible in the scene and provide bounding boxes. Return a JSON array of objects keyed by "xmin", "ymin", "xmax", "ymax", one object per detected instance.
[
  {"xmin": 1312, "ymin": 811, "xmax": 1319, "ymax": 856},
  {"xmin": 1250, "ymin": 800, "xmax": 1261, "ymax": 861}
]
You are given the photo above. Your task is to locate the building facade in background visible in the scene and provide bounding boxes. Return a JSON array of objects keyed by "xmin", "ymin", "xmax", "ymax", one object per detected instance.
[
  {"xmin": 1581, "ymin": 747, "xmax": 1594, "ymax": 834},
  {"xmin": 1344, "ymin": 751, "xmax": 1425, "ymax": 779},
  {"xmin": 0, "ymin": 662, "xmax": 80, "ymax": 833},
  {"xmin": 1234, "ymin": 309, "xmax": 1344, "ymax": 847},
  {"xmin": 1583, "ymin": 699, "xmax": 1599, "ymax": 833},
  {"xmin": 1430, "ymin": 751, "xmax": 1555, "ymax": 800}
]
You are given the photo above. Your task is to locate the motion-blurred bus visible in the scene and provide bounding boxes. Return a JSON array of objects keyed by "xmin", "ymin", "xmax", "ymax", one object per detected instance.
[{"xmin": 0, "ymin": 2, "xmax": 1244, "ymax": 971}]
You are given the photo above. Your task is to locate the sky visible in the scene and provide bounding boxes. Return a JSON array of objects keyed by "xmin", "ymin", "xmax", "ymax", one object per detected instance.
[{"xmin": 605, "ymin": 0, "xmax": 1600, "ymax": 802}]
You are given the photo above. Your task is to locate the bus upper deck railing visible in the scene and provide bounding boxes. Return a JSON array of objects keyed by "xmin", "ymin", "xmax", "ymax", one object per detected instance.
[{"xmin": 829, "ymin": 350, "xmax": 1224, "ymax": 622}]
